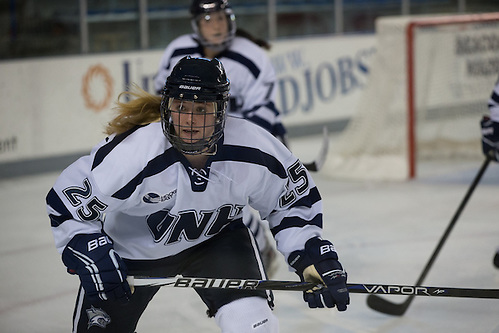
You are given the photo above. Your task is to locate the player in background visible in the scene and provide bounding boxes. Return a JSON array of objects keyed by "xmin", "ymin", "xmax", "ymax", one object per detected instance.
[
  {"xmin": 153, "ymin": 0, "xmax": 287, "ymax": 276},
  {"xmin": 46, "ymin": 57, "xmax": 349, "ymax": 332},
  {"xmin": 481, "ymin": 75, "xmax": 499, "ymax": 268}
]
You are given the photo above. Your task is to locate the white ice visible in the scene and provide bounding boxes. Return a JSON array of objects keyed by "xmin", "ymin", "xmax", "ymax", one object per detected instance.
[{"xmin": 1, "ymin": 134, "xmax": 498, "ymax": 333}]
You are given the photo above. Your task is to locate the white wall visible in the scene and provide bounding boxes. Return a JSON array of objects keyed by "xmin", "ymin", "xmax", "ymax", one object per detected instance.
[{"xmin": 0, "ymin": 34, "xmax": 375, "ymax": 164}]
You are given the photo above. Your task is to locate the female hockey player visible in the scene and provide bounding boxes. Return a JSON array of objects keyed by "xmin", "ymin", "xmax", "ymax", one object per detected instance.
[
  {"xmin": 153, "ymin": 0, "xmax": 285, "ymax": 143},
  {"xmin": 46, "ymin": 56, "xmax": 349, "ymax": 332},
  {"xmin": 153, "ymin": 0, "xmax": 287, "ymax": 276}
]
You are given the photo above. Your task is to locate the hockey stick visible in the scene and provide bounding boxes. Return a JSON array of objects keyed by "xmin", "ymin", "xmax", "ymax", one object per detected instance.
[
  {"xmin": 130, "ymin": 276, "xmax": 499, "ymax": 299},
  {"xmin": 366, "ymin": 156, "xmax": 493, "ymax": 315},
  {"xmin": 302, "ymin": 126, "xmax": 329, "ymax": 172},
  {"xmin": 130, "ymin": 276, "xmax": 316, "ymax": 291}
]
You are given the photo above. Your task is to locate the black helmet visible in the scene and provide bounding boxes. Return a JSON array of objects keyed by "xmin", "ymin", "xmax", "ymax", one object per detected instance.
[
  {"xmin": 190, "ymin": 0, "xmax": 236, "ymax": 51},
  {"xmin": 160, "ymin": 56, "xmax": 230, "ymax": 155},
  {"xmin": 190, "ymin": 0, "xmax": 231, "ymax": 16}
]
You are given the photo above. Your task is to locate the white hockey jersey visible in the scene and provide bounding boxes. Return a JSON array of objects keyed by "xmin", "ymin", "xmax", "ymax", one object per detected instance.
[
  {"xmin": 153, "ymin": 34, "xmax": 286, "ymax": 139},
  {"xmin": 47, "ymin": 117, "xmax": 322, "ymax": 262}
]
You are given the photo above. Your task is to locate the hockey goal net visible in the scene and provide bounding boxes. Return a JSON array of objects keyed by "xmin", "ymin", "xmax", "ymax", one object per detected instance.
[{"xmin": 324, "ymin": 12, "xmax": 499, "ymax": 180}]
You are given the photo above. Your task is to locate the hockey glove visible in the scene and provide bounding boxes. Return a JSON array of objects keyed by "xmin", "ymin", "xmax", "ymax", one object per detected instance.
[
  {"xmin": 288, "ymin": 237, "xmax": 349, "ymax": 311},
  {"xmin": 62, "ymin": 233, "xmax": 131, "ymax": 303},
  {"xmin": 481, "ymin": 116, "xmax": 499, "ymax": 161}
]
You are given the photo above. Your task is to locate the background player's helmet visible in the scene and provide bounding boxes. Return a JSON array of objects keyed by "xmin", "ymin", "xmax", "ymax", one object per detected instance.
[
  {"xmin": 160, "ymin": 56, "xmax": 230, "ymax": 155},
  {"xmin": 190, "ymin": 0, "xmax": 236, "ymax": 51}
]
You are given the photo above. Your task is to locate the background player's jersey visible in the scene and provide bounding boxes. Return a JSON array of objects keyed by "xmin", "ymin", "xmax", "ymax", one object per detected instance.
[
  {"xmin": 47, "ymin": 117, "xmax": 322, "ymax": 261},
  {"xmin": 153, "ymin": 34, "xmax": 285, "ymax": 139},
  {"xmin": 489, "ymin": 76, "xmax": 499, "ymax": 122}
]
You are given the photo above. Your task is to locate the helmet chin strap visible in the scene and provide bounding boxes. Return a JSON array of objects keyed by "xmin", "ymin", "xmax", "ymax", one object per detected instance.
[
  {"xmin": 202, "ymin": 144, "xmax": 217, "ymax": 156},
  {"xmin": 182, "ymin": 142, "xmax": 217, "ymax": 156}
]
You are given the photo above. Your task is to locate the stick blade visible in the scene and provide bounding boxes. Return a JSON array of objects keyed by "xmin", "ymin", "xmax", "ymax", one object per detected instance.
[{"xmin": 366, "ymin": 294, "xmax": 412, "ymax": 316}]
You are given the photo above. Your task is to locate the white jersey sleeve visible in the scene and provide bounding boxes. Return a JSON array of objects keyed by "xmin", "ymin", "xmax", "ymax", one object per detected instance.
[{"xmin": 489, "ymin": 76, "xmax": 499, "ymax": 122}]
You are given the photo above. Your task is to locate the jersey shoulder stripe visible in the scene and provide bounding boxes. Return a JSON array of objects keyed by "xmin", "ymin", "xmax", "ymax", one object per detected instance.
[
  {"xmin": 91, "ymin": 123, "xmax": 172, "ymax": 197},
  {"xmin": 223, "ymin": 116, "xmax": 292, "ymax": 162},
  {"xmin": 215, "ymin": 144, "xmax": 287, "ymax": 179},
  {"xmin": 243, "ymin": 100, "xmax": 279, "ymax": 116},
  {"xmin": 92, "ymin": 125, "xmax": 146, "ymax": 170},
  {"xmin": 170, "ymin": 46, "xmax": 203, "ymax": 64},
  {"xmin": 222, "ymin": 50, "xmax": 260, "ymax": 79},
  {"xmin": 112, "ymin": 147, "xmax": 178, "ymax": 200},
  {"xmin": 160, "ymin": 34, "xmax": 202, "ymax": 71}
]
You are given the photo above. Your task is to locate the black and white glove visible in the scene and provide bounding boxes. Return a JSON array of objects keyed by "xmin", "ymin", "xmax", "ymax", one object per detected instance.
[
  {"xmin": 481, "ymin": 116, "xmax": 499, "ymax": 161},
  {"xmin": 288, "ymin": 237, "xmax": 350, "ymax": 311},
  {"xmin": 62, "ymin": 233, "xmax": 131, "ymax": 303}
]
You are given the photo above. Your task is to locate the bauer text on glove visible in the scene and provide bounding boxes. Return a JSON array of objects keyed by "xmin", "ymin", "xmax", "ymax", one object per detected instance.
[{"xmin": 62, "ymin": 233, "xmax": 131, "ymax": 303}]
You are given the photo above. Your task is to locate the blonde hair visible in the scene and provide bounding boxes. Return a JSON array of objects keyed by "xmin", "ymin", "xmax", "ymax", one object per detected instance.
[{"xmin": 105, "ymin": 84, "xmax": 162, "ymax": 135}]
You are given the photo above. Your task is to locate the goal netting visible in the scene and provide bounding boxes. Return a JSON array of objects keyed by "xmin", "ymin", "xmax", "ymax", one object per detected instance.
[{"xmin": 323, "ymin": 12, "xmax": 499, "ymax": 180}]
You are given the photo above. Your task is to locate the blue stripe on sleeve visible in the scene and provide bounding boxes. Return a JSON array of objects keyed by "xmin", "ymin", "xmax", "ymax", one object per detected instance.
[
  {"xmin": 289, "ymin": 187, "xmax": 322, "ymax": 209},
  {"xmin": 46, "ymin": 188, "xmax": 74, "ymax": 227},
  {"xmin": 270, "ymin": 213, "xmax": 323, "ymax": 237}
]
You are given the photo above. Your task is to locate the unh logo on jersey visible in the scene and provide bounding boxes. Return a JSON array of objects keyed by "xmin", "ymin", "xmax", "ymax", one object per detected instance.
[
  {"xmin": 146, "ymin": 204, "xmax": 245, "ymax": 244},
  {"xmin": 87, "ymin": 305, "xmax": 111, "ymax": 329},
  {"xmin": 143, "ymin": 189, "xmax": 177, "ymax": 204}
]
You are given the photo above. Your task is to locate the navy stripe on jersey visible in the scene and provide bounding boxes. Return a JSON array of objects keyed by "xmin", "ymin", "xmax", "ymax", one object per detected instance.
[
  {"xmin": 264, "ymin": 101, "xmax": 280, "ymax": 116},
  {"xmin": 92, "ymin": 126, "xmax": 145, "ymax": 170},
  {"xmin": 243, "ymin": 101, "xmax": 281, "ymax": 135},
  {"xmin": 222, "ymin": 50, "xmax": 260, "ymax": 79},
  {"xmin": 270, "ymin": 213, "xmax": 323, "ymax": 237},
  {"xmin": 272, "ymin": 123, "xmax": 287, "ymax": 138},
  {"xmin": 290, "ymin": 186, "xmax": 322, "ymax": 209},
  {"xmin": 46, "ymin": 188, "xmax": 74, "ymax": 227},
  {"xmin": 215, "ymin": 145, "xmax": 287, "ymax": 178},
  {"xmin": 244, "ymin": 115, "xmax": 273, "ymax": 135},
  {"xmin": 112, "ymin": 147, "xmax": 179, "ymax": 200},
  {"xmin": 169, "ymin": 46, "xmax": 203, "ymax": 69}
]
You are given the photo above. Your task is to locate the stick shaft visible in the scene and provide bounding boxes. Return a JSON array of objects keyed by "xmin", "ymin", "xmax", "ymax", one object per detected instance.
[
  {"xmin": 130, "ymin": 276, "xmax": 316, "ymax": 291},
  {"xmin": 302, "ymin": 126, "xmax": 329, "ymax": 172},
  {"xmin": 414, "ymin": 156, "xmax": 492, "ymax": 286},
  {"xmin": 130, "ymin": 276, "xmax": 499, "ymax": 299},
  {"xmin": 351, "ymin": 284, "xmax": 499, "ymax": 299},
  {"xmin": 366, "ymin": 156, "xmax": 492, "ymax": 314}
]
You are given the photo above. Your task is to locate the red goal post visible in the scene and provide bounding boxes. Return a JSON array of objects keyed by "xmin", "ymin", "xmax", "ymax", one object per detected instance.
[
  {"xmin": 406, "ymin": 12, "xmax": 499, "ymax": 178},
  {"xmin": 324, "ymin": 12, "xmax": 499, "ymax": 181}
]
